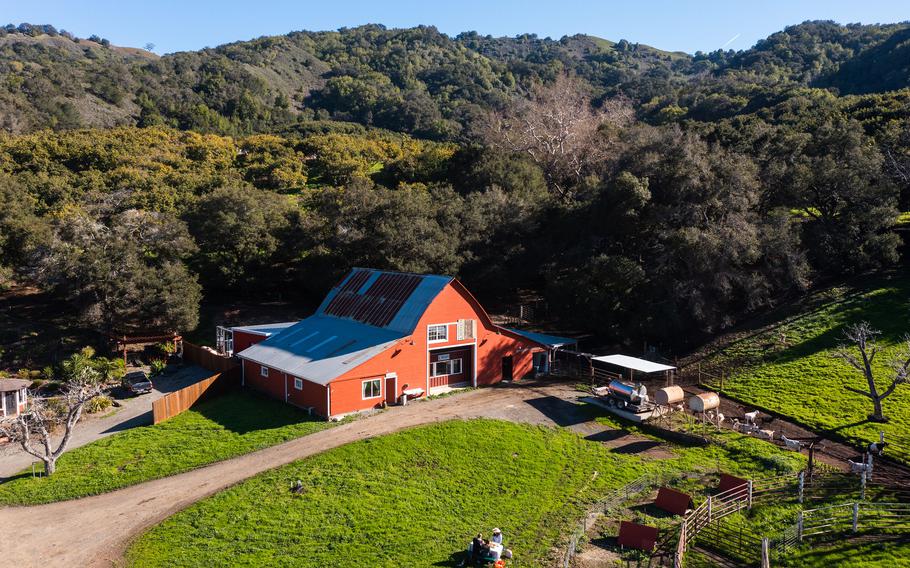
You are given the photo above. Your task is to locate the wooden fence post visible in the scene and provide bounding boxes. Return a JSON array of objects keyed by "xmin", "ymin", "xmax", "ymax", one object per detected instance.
[
  {"xmin": 852, "ymin": 502, "xmax": 859, "ymax": 533},
  {"xmin": 860, "ymin": 468, "xmax": 867, "ymax": 501},
  {"xmin": 707, "ymin": 495, "xmax": 713, "ymax": 523},
  {"xmin": 761, "ymin": 537, "xmax": 770, "ymax": 568},
  {"xmin": 797, "ymin": 511, "xmax": 804, "ymax": 542},
  {"xmin": 798, "ymin": 470, "xmax": 805, "ymax": 504},
  {"xmin": 748, "ymin": 480, "xmax": 753, "ymax": 510}
]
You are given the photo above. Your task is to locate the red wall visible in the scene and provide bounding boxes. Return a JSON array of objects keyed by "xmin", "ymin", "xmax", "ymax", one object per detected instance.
[
  {"xmin": 233, "ymin": 330, "xmax": 268, "ymax": 353},
  {"xmin": 243, "ymin": 359, "xmax": 328, "ymax": 417},
  {"xmin": 328, "ymin": 282, "xmax": 541, "ymax": 417}
]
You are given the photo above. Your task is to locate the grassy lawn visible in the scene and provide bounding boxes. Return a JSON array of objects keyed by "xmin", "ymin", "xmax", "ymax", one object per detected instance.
[
  {"xmin": 0, "ymin": 391, "xmax": 335, "ymax": 505},
  {"xmin": 781, "ymin": 538, "xmax": 910, "ymax": 567},
  {"xmin": 127, "ymin": 415, "xmax": 807, "ymax": 568},
  {"xmin": 695, "ymin": 271, "xmax": 910, "ymax": 464}
]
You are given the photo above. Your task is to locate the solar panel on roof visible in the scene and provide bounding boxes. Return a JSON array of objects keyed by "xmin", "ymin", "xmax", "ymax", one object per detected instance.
[{"xmin": 322, "ymin": 270, "xmax": 424, "ymax": 329}]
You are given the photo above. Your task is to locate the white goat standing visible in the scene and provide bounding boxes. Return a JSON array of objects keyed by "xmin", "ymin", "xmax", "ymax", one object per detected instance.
[
  {"xmin": 756, "ymin": 429, "xmax": 775, "ymax": 440},
  {"xmin": 848, "ymin": 459, "xmax": 872, "ymax": 474},
  {"xmin": 744, "ymin": 410, "xmax": 760, "ymax": 424},
  {"xmin": 781, "ymin": 435, "xmax": 802, "ymax": 451}
]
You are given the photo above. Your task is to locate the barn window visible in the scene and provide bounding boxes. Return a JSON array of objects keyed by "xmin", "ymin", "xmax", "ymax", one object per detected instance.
[
  {"xmin": 430, "ymin": 358, "xmax": 462, "ymax": 377},
  {"xmin": 260, "ymin": 366, "xmax": 269, "ymax": 377},
  {"xmin": 362, "ymin": 378, "xmax": 382, "ymax": 399},
  {"xmin": 428, "ymin": 324, "xmax": 448, "ymax": 343},
  {"xmin": 294, "ymin": 378, "xmax": 303, "ymax": 390}
]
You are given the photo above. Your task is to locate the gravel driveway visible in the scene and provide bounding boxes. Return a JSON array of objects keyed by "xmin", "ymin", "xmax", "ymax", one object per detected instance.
[
  {"xmin": 0, "ymin": 365, "xmax": 213, "ymax": 479},
  {"xmin": 0, "ymin": 380, "xmax": 667, "ymax": 567}
]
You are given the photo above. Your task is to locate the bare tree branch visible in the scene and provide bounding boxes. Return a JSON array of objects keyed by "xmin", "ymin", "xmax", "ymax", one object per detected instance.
[{"xmin": 482, "ymin": 74, "xmax": 633, "ymax": 200}]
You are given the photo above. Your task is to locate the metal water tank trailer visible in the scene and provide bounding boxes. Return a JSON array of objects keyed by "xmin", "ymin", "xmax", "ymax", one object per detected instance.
[
  {"xmin": 688, "ymin": 392, "xmax": 720, "ymax": 413},
  {"xmin": 609, "ymin": 380, "xmax": 646, "ymax": 403}
]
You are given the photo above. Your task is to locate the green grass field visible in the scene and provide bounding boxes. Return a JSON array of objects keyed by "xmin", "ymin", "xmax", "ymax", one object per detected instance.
[
  {"xmin": 781, "ymin": 538, "xmax": 910, "ymax": 567},
  {"xmin": 696, "ymin": 271, "xmax": 910, "ymax": 464},
  {"xmin": 0, "ymin": 392, "xmax": 335, "ymax": 505},
  {"xmin": 126, "ymin": 416, "xmax": 806, "ymax": 568}
]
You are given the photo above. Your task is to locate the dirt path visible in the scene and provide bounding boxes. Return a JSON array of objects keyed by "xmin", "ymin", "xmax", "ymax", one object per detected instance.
[
  {"xmin": 681, "ymin": 383, "xmax": 910, "ymax": 479},
  {"xmin": 0, "ymin": 366, "xmax": 212, "ymax": 479},
  {"xmin": 0, "ymin": 381, "xmax": 665, "ymax": 568}
]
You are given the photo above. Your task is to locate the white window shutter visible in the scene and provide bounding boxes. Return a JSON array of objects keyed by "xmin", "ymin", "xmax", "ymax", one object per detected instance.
[
  {"xmin": 467, "ymin": 319, "xmax": 475, "ymax": 339},
  {"xmin": 456, "ymin": 319, "xmax": 465, "ymax": 340}
]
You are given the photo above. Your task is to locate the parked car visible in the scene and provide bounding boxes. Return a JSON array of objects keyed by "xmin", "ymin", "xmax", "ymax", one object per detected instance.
[{"xmin": 122, "ymin": 371, "xmax": 153, "ymax": 395}]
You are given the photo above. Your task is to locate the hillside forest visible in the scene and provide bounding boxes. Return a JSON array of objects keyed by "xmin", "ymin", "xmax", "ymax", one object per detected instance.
[{"xmin": 1, "ymin": 21, "xmax": 909, "ymax": 367}]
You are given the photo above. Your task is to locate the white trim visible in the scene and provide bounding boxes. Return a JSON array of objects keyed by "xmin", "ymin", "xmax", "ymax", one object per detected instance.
[
  {"xmin": 326, "ymin": 385, "xmax": 331, "ymax": 418},
  {"xmin": 427, "ymin": 323, "xmax": 449, "ymax": 343},
  {"xmin": 426, "ymin": 341, "xmax": 477, "ymax": 389},
  {"xmin": 473, "ymin": 341, "xmax": 478, "ymax": 387},
  {"xmin": 428, "ymin": 342, "xmax": 474, "ymax": 351},
  {"xmin": 241, "ymin": 360, "xmax": 246, "ymax": 386},
  {"xmin": 385, "ymin": 372, "xmax": 398, "ymax": 404},
  {"xmin": 284, "ymin": 373, "xmax": 288, "ymax": 401},
  {"xmin": 430, "ymin": 358, "xmax": 463, "ymax": 377},
  {"xmin": 361, "ymin": 378, "xmax": 382, "ymax": 400},
  {"xmin": 260, "ymin": 365, "xmax": 269, "ymax": 377}
]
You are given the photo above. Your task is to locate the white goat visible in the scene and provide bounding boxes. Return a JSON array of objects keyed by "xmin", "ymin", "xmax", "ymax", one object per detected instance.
[
  {"xmin": 756, "ymin": 429, "xmax": 775, "ymax": 441},
  {"xmin": 848, "ymin": 459, "xmax": 871, "ymax": 474},
  {"xmin": 781, "ymin": 435, "xmax": 802, "ymax": 451},
  {"xmin": 744, "ymin": 410, "xmax": 760, "ymax": 424}
]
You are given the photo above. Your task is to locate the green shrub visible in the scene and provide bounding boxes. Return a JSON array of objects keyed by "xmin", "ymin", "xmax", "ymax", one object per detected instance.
[
  {"xmin": 149, "ymin": 359, "xmax": 167, "ymax": 376},
  {"xmin": 86, "ymin": 395, "xmax": 113, "ymax": 414}
]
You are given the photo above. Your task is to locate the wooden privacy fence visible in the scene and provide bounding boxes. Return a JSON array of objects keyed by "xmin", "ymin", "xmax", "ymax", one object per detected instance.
[
  {"xmin": 152, "ymin": 367, "xmax": 240, "ymax": 424},
  {"xmin": 183, "ymin": 341, "xmax": 239, "ymax": 373}
]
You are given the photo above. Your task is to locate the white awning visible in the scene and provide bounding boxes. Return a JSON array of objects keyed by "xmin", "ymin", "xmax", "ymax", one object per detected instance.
[{"xmin": 591, "ymin": 354, "xmax": 675, "ymax": 374}]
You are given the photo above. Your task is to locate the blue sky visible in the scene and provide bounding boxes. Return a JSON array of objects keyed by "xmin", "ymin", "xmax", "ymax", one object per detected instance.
[{"xmin": 3, "ymin": 0, "xmax": 908, "ymax": 55}]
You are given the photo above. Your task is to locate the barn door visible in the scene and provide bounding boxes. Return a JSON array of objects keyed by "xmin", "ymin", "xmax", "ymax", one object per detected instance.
[
  {"xmin": 385, "ymin": 375, "xmax": 397, "ymax": 405},
  {"xmin": 502, "ymin": 356, "xmax": 513, "ymax": 381}
]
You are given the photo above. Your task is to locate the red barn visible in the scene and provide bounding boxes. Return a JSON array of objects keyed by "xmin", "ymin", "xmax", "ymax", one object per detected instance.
[{"xmin": 235, "ymin": 268, "xmax": 573, "ymax": 419}]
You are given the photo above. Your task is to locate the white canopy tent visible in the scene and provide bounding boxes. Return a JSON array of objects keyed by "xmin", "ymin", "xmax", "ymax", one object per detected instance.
[
  {"xmin": 591, "ymin": 354, "xmax": 676, "ymax": 385},
  {"xmin": 591, "ymin": 354, "xmax": 675, "ymax": 374}
]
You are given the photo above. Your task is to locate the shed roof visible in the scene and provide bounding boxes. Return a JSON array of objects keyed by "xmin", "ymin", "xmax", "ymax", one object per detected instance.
[
  {"xmin": 592, "ymin": 354, "xmax": 676, "ymax": 373},
  {"xmin": 231, "ymin": 322, "xmax": 298, "ymax": 336},
  {"xmin": 237, "ymin": 315, "xmax": 406, "ymax": 385},
  {"xmin": 0, "ymin": 378, "xmax": 31, "ymax": 392},
  {"xmin": 505, "ymin": 328, "xmax": 577, "ymax": 349}
]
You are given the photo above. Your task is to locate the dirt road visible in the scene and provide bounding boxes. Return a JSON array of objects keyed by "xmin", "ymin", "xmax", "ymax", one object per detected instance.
[{"xmin": 0, "ymin": 381, "xmax": 665, "ymax": 568}]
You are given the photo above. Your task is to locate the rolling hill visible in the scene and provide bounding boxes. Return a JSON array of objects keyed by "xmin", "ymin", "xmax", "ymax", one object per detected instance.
[{"xmin": 2, "ymin": 20, "xmax": 910, "ymax": 137}]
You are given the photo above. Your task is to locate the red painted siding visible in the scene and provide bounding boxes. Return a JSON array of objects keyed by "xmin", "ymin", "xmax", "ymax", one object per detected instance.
[
  {"xmin": 328, "ymin": 281, "xmax": 541, "ymax": 417},
  {"xmin": 243, "ymin": 359, "xmax": 328, "ymax": 417},
  {"xmin": 233, "ymin": 330, "xmax": 268, "ymax": 353}
]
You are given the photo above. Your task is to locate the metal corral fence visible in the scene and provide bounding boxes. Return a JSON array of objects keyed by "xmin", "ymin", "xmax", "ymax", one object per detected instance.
[
  {"xmin": 562, "ymin": 473, "xmax": 672, "ymax": 568},
  {"xmin": 771, "ymin": 501, "xmax": 910, "ymax": 559},
  {"xmin": 183, "ymin": 341, "xmax": 240, "ymax": 373},
  {"xmin": 677, "ymin": 469, "xmax": 910, "ymax": 567},
  {"xmin": 152, "ymin": 367, "xmax": 241, "ymax": 424}
]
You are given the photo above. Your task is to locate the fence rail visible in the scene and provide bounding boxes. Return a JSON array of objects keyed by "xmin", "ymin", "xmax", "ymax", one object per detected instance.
[
  {"xmin": 770, "ymin": 501, "xmax": 910, "ymax": 560},
  {"xmin": 183, "ymin": 341, "xmax": 240, "ymax": 373},
  {"xmin": 151, "ymin": 367, "xmax": 240, "ymax": 424},
  {"xmin": 562, "ymin": 473, "xmax": 670, "ymax": 568}
]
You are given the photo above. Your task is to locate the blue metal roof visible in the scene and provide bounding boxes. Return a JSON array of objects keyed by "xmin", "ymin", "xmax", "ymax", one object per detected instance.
[
  {"xmin": 238, "ymin": 268, "xmax": 455, "ymax": 384},
  {"xmin": 237, "ymin": 315, "xmax": 406, "ymax": 385},
  {"xmin": 505, "ymin": 328, "xmax": 577, "ymax": 348}
]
